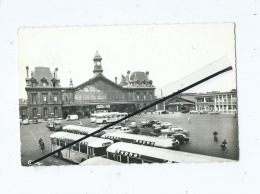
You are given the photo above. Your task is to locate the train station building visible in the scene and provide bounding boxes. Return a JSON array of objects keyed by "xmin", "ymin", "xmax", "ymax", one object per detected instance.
[{"xmin": 22, "ymin": 51, "xmax": 156, "ymax": 120}]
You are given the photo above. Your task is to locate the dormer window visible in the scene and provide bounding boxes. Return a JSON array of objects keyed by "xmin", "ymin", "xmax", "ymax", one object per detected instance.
[
  {"xmin": 41, "ymin": 77, "xmax": 48, "ymax": 87},
  {"xmin": 30, "ymin": 77, "xmax": 38, "ymax": 87},
  {"xmin": 51, "ymin": 78, "xmax": 59, "ymax": 88}
]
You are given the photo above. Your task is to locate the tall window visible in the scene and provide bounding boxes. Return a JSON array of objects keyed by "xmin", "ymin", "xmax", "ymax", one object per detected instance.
[
  {"xmin": 197, "ymin": 98, "xmax": 204, "ymax": 103},
  {"xmin": 43, "ymin": 108, "xmax": 48, "ymax": 117},
  {"xmin": 42, "ymin": 94, "xmax": 47, "ymax": 103},
  {"xmin": 136, "ymin": 93, "xmax": 140, "ymax": 100},
  {"xmin": 54, "ymin": 107, "xmax": 58, "ymax": 117},
  {"xmin": 149, "ymin": 93, "xmax": 153, "ymax": 100},
  {"xmin": 53, "ymin": 95, "xmax": 58, "ymax": 103},
  {"xmin": 143, "ymin": 92, "xmax": 146, "ymax": 100},
  {"xmin": 32, "ymin": 94, "xmax": 37, "ymax": 104},
  {"xmin": 22, "ymin": 109, "xmax": 26, "ymax": 116},
  {"xmin": 33, "ymin": 108, "xmax": 37, "ymax": 118}
]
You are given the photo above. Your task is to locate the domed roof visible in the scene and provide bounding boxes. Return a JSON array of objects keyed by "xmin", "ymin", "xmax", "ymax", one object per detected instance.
[{"xmin": 93, "ymin": 51, "xmax": 102, "ymax": 61}]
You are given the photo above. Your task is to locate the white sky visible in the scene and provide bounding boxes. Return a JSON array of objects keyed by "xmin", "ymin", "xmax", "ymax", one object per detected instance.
[{"xmin": 18, "ymin": 23, "xmax": 236, "ymax": 99}]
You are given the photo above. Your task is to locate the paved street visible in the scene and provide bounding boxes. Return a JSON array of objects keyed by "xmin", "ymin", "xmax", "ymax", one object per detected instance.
[{"xmin": 20, "ymin": 112, "xmax": 238, "ymax": 166}]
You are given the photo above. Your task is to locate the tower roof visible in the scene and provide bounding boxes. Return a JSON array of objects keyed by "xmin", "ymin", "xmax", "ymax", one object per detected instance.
[
  {"xmin": 93, "ymin": 51, "xmax": 102, "ymax": 61},
  {"xmin": 130, "ymin": 71, "xmax": 149, "ymax": 82},
  {"xmin": 31, "ymin": 67, "xmax": 54, "ymax": 83}
]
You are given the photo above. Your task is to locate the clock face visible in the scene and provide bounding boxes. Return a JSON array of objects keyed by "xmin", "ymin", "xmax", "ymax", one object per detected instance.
[{"xmin": 97, "ymin": 61, "xmax": 101, "ymax": 65}]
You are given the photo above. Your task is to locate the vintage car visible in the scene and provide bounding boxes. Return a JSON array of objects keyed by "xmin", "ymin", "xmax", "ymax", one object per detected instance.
[
  {"xmin": 46, "ymin": 120, "xmax": 63, "ymax": 131},
  {"xmin": 159, "ymin": 133, "xmax": 189, "ymax": 144},
  {"xmin": 22, "ymin": 118, "xmax": 29, "ymax": 125},
  {"xmin": 116, "ymin": 127, "xmax": 132, "ymax": 133},
  {"xmin": 141, "ymin": 120, "xmax": 161, "ymax": 128},
  {"xmin": 189, "ymin": 110, "xmax": 199, "ymax": 114},
  {"xmin": 130, "ymin": 121, "xmax": 137, "ymax": 128},
  {"xmin": 154, "ymin": 122, "xmax": 174, "ymax": 132},
  {"xmin": 161, "ymin": 126, "xmax": 189, "ymax": 136},
  {"xmin": 66, "ymin": 115, "xmax": 79, "ymax": 121},
  {"xmin": 32, "ymin": 118, "xmax": 39, "ymax": 124}
]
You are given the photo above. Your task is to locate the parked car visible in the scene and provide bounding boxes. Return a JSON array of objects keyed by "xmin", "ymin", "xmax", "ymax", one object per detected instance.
[
  {"xmin": 110, "ymin": 126, "xmax": 131, "ymax": 133},
  {"xmin": 130, "ymin": 121, "xmax": 137, "ymax": 128},
  {"xmin": 171, "ymin": 134, "xmax": 189, "ymax": 144},
  {"xmin": 161, "ymin": 110, "xmax": 170, "ymax": 114},
  {"xmin": 159, "ymin": 133, "xmax": 189, "ymax": 144},
  {"xmin": 181, "ymin": 109, "xmax": 189, "ymax": 113},
  {"xmin": 209, "ymin": 111, "xmax": 220, "ymax": 115},
  {"xmin": 189, "ymin": 110, "xmax": 198, "ymax": 114},
  {"xmin": 131, "ymin": 128, "xmax": 140, "ymax": 134},
  {"xmin": 32, "ymin": 118, "xmax": 39, "ymax": 124},
  {"xmin": 141, "ymin": 120, "xmax": 161, "ymax": 128},
  {"xmin": 154, "ymin": 122, "xmax": 174, "ymax": 133},
  {"xmin": 199, "ymin": 110, "xmax": 208, "ymax": 114},
  {"xmin": 161, "ymin": 126, "xmax": 190, "ymax": 136},
  {"xmin": 152, "ymin": 121, "xmax": 162, "ymax": 128},
  {"xmin": 46, "ymin": 120, "xmax": 63, "ymax": 131},
  {"xmin": 66, "ymin": 115, "xmax": 78, "ymax": 121},
  {"xmin": 22, "ymin": 119, "xmax": 29, "ymax": 125},
  {"xmin": 106, "ymin": 125, "xmax": 123, "ymax": 132}
]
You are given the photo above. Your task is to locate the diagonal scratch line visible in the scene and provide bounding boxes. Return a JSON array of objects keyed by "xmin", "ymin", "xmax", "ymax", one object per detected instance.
[{"xmin": 31, "ymin": 66, "xmax": 232, "ymax": 164}]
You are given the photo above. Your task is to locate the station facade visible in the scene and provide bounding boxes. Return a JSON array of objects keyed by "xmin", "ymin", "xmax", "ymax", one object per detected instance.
[{"xmin": 22, "ymin": 52, "xmax": 156, "ymax": 120}]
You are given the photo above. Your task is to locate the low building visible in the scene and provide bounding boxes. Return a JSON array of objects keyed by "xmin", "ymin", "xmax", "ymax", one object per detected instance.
[
  {"xmin": 195, "ymin": 90, "xmax": 237, "ymax": 113},
  {"xmin": 165, "ymin": 94, "xmax": 196, "ymax": 112}
]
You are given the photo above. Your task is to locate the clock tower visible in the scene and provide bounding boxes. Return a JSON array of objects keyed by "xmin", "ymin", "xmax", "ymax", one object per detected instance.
[{"xmin": 93, "ymin": 51, "xmax": 103, "ymax": 76}]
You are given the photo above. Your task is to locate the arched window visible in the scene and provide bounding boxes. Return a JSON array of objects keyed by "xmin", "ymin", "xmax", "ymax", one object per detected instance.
[
  {"xmin": 43, "ymin": 108, "xmax": 48, "ymax": 117},
  {"xmin": 32, "ymin": 108, "xmax": 37, "ymax": 118},
  {"xmin": 54, "ymin": 107, "xmax": 58, "ymax": 117}
]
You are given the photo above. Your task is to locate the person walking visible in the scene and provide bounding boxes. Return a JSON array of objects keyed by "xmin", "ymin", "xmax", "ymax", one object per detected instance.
[
  {"xmin": 188, "ymin": 116, "xmax": 191, "ymax": 123},
  {"xmin": 78, "ymin": 120, "xmax": 82, "ymax": 126},
  {"xmin": 213, "ymin": 131, "xmax": 218, "ymax": 142},
  {"xmin": 221, "ymin": 139, "xmax": 228, "ymax": 152}
]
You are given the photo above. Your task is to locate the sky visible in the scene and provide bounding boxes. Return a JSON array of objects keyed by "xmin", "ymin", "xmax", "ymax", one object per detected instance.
[{"xmin": 18, "ymin": 23, "xmax": 236, "ymax": 99}]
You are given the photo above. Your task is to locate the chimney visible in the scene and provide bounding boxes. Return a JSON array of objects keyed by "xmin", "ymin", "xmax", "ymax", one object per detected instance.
[
  {"xmin": 127, "ymin": 70, "xmax": 131, "ymax": 83},
  {"xmin": 26, "ymin": 66, "xmax": 29, "ymax": 78},
  {"xmin": 115, "ymin": 77, "xmax": 117, "ymax": 84},
  {"xmin": 69, "ymin": 78, "xmax": 73, "ymax": 87},
  {"xmin": 55, "ymin": 67, "xmax": 58, "ymax": 78}
]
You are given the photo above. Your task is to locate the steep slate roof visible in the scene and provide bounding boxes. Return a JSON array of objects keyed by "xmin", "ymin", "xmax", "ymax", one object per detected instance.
[
  {"xmin": 32, "ymin": 67, "xmax": 54, "ymax": 84},
  {"xmin": 130, "ymin": 71, "xmax": 149, "ymax": 82}
]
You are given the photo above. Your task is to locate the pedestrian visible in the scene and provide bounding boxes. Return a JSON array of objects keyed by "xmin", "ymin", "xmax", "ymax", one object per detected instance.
[
  {"xmin": 188, "ymin": 116, "xmax": 191, "ymax": 123},
  {"xmin": 78, "ymin": 120, "xmax": 82, "ymax": 126},
  {"xmin": 222, "ymin": 139, "xmax": 227, "ymax": 146},
  {"xmin": 213, "ymin": 131, "xmax": 218, "ymax": 142},
  {"xmin": 38, "ymin": 138, "xmax": 43, "ymax": 146}
]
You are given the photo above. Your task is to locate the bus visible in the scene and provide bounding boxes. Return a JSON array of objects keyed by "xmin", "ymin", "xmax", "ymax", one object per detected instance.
[
  {"xmin": 50, "ymin": 132, "xmax": 113, "ymax": 163},
  {"xmin": 101, "ymin": 132, "xmax": 180, "ymax": 150},
  {"xmin": 62, "ymin": 125, "xmax": 105, "ymax": 137},
  {"xmin": 95, "ymin": 112, "xmax": 119, "ymax": 124},
  {"xmin": 79, "ymin": 157, "xmax": 121, "ymax": 165},
  {"xmin": 106, "ymin": 142, "xmax": 234, "ymax": 164},
  {"xmin": 116, "ymin": 112, "xmax": 129, "ymax": 122}
]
